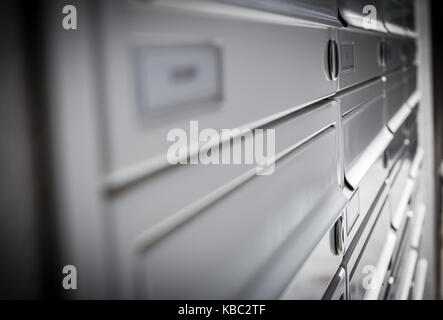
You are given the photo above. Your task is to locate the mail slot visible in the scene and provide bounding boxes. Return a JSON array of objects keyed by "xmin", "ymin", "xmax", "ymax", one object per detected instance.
[{"xmin": 100, "ymin": 0, "xmax": 339, "ymax": 176}]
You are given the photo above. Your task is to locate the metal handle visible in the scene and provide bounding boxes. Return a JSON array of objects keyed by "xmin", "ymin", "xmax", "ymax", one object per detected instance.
[
  {"xmin": 379, "ymin": 40, "xmax": 387, "ymax": 67},
  {"xmin": 333, "ymin": 216, "xmax": 345, "ymax": 255},
  {"xmin": 328, "ymin": 40, "xmax": 339, "ymax": 81}
]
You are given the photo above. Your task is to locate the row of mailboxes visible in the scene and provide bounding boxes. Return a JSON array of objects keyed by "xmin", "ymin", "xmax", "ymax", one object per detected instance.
[
  {"xmin": 102, "ymin": 0, "xmax": 417, "ymax": 184},
  {"xmin": 110, "ymin": 91, "xmax": 421, "ymax": 299},
  {"xmin": 93, "ymin": 0, "xmax": 423, "ymax": 299},
  {"xmin": 281, "ymin": 102, "xmax": 422, "ymax": 300}
]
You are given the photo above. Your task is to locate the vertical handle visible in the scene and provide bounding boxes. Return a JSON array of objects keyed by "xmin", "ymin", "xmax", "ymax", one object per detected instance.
[
  {"xmin": 333, "ymin": 216, "xmax": 345, "ymax": 255},
  {"xmin": 328, "ymin": 40, "xmax": 339, "ymax": 81}
]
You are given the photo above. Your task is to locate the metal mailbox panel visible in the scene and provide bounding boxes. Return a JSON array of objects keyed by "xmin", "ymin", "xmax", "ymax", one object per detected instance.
[
  {"xmin": 349, "ymin": 196, "xmax": 391, "ymax": 299},
  {"xmin": 135, "ymin": 128, "xmax": 346, "ymax": 299},
  {"xmin": 338, "ymin": 28, "xmax": 384, "ymax": 90},
  {"xmin": 280, "ymin": 222, "xmax": 343, "ymax": 300},
  {"xmin": 216, "ymin": 0, "xmax": 342, "ymax": 27},
  {"xmin": 101, "ymin": 0, "xmax": 338, "ymax": 173},
  {"xmin": 337, "ymin": 80, "xmax": 390, "ymax": 189}
]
